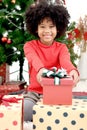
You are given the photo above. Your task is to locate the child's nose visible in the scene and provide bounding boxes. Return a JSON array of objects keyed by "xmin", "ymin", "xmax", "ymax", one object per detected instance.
[{"xmin": 44, "ymin": 27, "xmax": 50, "ymax": 32}]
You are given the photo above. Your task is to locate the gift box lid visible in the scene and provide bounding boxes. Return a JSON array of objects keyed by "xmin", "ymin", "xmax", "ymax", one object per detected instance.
[{"xmin": 41, "ymin": 77, "xmax": 74, "ymax": 86}]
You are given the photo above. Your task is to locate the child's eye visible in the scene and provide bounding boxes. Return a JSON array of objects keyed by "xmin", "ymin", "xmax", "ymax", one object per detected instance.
[
  {"xmin": 40, "ymin": 26, "xmax": 45, "ymax": 28},
  {"xmin": 50, "ymin": 25, "xmax": 55, "ymax": 28}
]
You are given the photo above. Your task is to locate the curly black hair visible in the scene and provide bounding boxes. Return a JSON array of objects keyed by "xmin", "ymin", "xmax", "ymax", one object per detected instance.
[{"xmin": 25, "ymin": 0, "xmax": 70, "ymax": 38}]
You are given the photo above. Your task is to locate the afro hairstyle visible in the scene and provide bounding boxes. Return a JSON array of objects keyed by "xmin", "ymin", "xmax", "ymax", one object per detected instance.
[{"xmin": 25, "ymin": 0, "xmax": 70, "ymax": 38}]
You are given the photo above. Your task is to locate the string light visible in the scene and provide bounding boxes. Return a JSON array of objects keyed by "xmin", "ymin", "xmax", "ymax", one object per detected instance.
[{"xmin": 11, "ymin": 0, "xmax": 16, "ymax": 4}]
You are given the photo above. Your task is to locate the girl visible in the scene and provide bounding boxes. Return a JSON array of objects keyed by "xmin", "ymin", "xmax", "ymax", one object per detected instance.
[{"xmin": 23, "ymin": 0, "xmax": 79, "ymax": 121}]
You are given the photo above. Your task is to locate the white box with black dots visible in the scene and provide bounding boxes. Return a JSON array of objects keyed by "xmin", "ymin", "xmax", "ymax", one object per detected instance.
[{"xmin": 33, "ymin": 99, "xmax": 87, "ymax": 130}]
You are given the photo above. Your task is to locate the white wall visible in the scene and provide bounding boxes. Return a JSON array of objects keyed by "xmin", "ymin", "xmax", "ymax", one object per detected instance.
[
  {"xmin": 66, "ymin": 0, "xmax": 87, "ymax": 21},
  {"xmin": 9, "ymin": 58, "xmax": 29, "ymax": 85}
]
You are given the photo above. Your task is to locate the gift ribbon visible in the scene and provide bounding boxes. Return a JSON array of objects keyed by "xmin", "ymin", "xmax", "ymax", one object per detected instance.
[
  {"xmin": 42, "ymin": 68, "xmax": 68, "ymax": 85},
  {"xmin": 0, "ymin": 95, "xmax": 22, "ymax": 106}
]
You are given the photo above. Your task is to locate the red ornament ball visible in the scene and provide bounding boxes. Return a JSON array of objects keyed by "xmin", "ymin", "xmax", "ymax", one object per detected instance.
[
  {"xmin": 1, "ymin": 37, "xmax": 8, "ymax": 43},
  {"xmin": 7, "ymin": 39, "xmax": 12, "ymax": 44}
]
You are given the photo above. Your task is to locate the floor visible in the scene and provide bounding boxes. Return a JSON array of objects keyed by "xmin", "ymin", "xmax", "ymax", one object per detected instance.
[{"xmin": 23, "ymin": 80, "xmax": 87, "ymax": 130}]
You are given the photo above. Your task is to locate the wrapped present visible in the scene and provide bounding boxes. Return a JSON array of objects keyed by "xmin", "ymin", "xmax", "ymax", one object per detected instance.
[
  {"xmin": 0, "ymin": 95, "xmax": 23, "ymax": 130},
  {"xmin": 33, "ymin": 99, "xmax": 87, "ymax": 130},
  {"xmin": 0, "ymin": 81, "xmax": 27, "ymax": 95},
  {"xmin": 0, "ymin": 63, "xmax": 9, "ymax": 83},
  {"xmin": 40, "ymin": 68, "xmax": 74, "ymax": 105}
]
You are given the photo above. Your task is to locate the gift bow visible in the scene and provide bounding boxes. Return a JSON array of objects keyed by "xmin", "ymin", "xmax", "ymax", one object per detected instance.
[
  {"xmin": 0, "ymin": 95, "xmax": 22, "ymax": 106},
  {"xmin": 42, "ymin": 68, "xmax": 68, "ymax": 85}
]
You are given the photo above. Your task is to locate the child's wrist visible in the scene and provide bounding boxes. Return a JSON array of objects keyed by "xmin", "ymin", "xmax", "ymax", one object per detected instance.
[{"xmin": 38, "ymin": 68, "xmax": 48, "ymax": 75}]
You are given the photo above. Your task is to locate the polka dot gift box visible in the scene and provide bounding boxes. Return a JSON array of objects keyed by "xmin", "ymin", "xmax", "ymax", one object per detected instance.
[
  {"xmin": 0, "ymin": 95, "xmax": 23, "ymax": 130},
  {"xmin": 33, "ymin": 99, "xmax": 87, "ymax": 130}
]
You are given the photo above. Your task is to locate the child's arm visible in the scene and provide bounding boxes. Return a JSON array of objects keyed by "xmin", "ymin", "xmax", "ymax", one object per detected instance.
[
  {"xmin": 37, "ymin": 68, "xmax": 79, "ymax": 86},
  {"xmin": 69, "ymin": 69, "xmax": 80, "ymax": 86},
  {"xmin": 58, "ymin": 45, "xmax": 80, "ymax": 85},
  {"xmin": 24, "ymin": 41, "xmax": 44, "ymax": 72}
]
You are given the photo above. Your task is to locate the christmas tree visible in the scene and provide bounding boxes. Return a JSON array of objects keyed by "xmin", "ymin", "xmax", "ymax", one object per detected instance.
[{"xmin": 0, "ymin": 0, "xmax": 35, "ymax": 80}]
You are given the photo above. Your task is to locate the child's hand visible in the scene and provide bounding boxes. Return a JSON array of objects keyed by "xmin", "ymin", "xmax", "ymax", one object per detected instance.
[
  {"xmin": 36, "ymin": 68, "xmax": 47, "ymax": 84},
  {"xmin": 69, "ymin": 70, "xmax": 80, "ymax": 86}
]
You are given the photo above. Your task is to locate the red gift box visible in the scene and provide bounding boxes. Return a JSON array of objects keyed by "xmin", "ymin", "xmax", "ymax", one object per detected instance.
[
  {"xmin": 0, "ymin": 81, "xmax": 27, "ymax": 95},
  {"xmin": 41, "ymin": 77, "xmax": 74, "ymax": 105}
]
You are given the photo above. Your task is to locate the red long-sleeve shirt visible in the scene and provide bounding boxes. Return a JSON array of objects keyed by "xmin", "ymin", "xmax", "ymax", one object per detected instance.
[{"xmin": 24, "ymin": 40, "xmax": 76, "ymax": 94}]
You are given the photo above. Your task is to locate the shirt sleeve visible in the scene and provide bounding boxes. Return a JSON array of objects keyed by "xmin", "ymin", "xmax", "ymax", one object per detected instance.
[
  {"xmin": 59, "ymin": 44, "xmax": 77, "ymax": 73},
  {"xmin": 23, "ymin": 41, "xmax": 44, "ymax": 72}
]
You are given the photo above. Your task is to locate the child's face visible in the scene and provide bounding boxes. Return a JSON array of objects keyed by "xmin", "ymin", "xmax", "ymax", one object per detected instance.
[{"xmin": 37, "ymin": 18, "xmax": 57, "ymax": 45}]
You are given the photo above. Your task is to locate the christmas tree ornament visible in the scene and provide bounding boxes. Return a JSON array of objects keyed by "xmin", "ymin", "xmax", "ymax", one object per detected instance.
[
  {"xmin": 1, "ymin": 37, "xmax": 8, "ymax": 43},
  {"xmin": 84, "ymin": 32, "xmax": 87, "ymax": 40},
  {"xmin": 11, "ymin": 0, "xmax": 16, "ymax": 4},
  {"xmin": 7, "ymin": 39, "xmax": 12, "ymax": 44}
]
